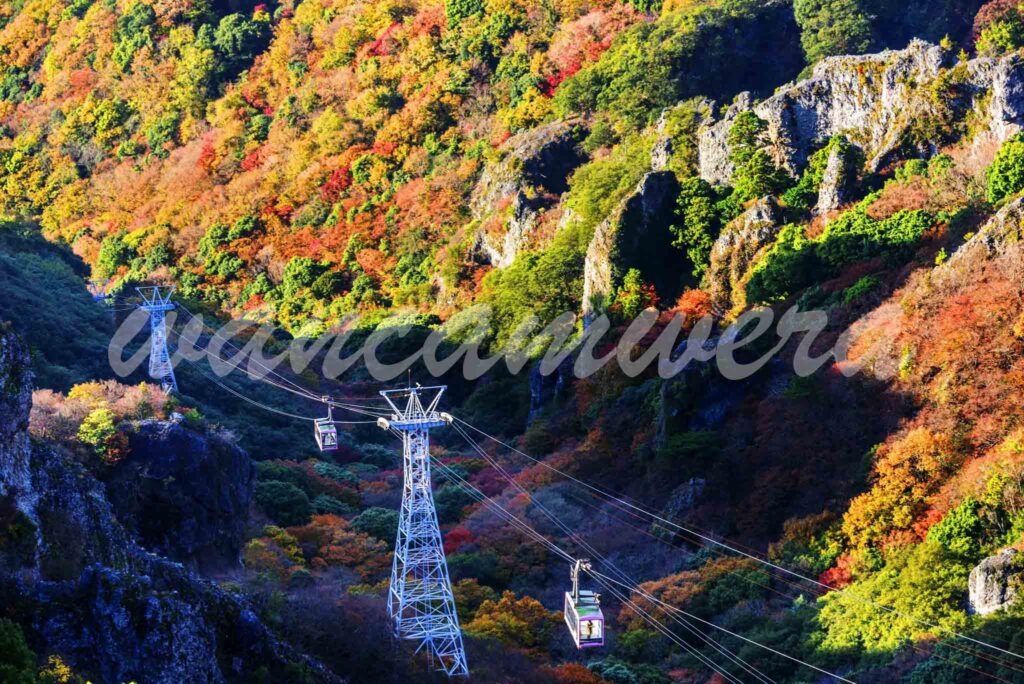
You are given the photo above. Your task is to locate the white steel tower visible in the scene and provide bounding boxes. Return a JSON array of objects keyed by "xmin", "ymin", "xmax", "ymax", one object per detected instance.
[
  {"xmin": 137, "ymin": 285, "xmax": 178, "ymax": 393},
  {"xmin": 377, "ymin": 386, "xmax": 468, "ymax": 677}
]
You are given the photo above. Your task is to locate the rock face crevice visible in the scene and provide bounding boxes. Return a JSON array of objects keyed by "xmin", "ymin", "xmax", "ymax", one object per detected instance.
[{"xmin": 582, "ymin": 171, "xmax": 682, "ymax": 317}]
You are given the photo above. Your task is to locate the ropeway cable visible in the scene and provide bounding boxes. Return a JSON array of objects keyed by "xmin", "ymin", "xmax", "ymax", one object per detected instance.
[
  {"xmin": 455, "ymin": 416, "xmax": 1024, "ymax": 664},
  {"xmin": 449, "ymin": 423, "xmax": 777, "ymax": 684},
  {"xmin": 175, "ymin": 306, "xmax": 391, "ymax": 420},
  {"xmin": 456, "ymin": 418, "xmax": 1024, "ymax": 681},
  {"xmin": 176, "ymin": 355, "xmax": 376, "ymax": 424},
  {"xmin": 176, "ymin": 303, "xmax": 390, "ymax": 407},
  {"xmin": 428, "ymin": 457, "xmax": 750, "ymax": 684},
  {"xmin": 591, "ymin": 570, "xmax": 856, "ymax": 684}
]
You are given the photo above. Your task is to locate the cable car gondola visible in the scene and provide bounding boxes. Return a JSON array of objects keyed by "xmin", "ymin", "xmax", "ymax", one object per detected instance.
[
  {"xmin": 314, "ymin": 406, "xmax": 339, "ymax": 451},
  {"xmin": 564, "ymin": 559, "xmax": 604, "ymax": 649}
]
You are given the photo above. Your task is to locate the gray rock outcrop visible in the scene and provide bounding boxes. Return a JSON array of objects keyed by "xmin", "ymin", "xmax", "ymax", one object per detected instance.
[
  {"xmin": 0, "ymin": 325, "xmax": 341, "ymax": 683},
  {"xmin": 816, "ymin": 143, "xmax": 856, "ymax": 215},
  {"xmin": 973, "ymin": 53, "xmax": 1024, "ymax": 147},
  {"xmin": 582, "ymin": 171, "xmax": 682, "ymax": 317},
  {"xmin": 471, "ymin": 119, "xmax": 587, "ymax": 267},
  {"xmin": 968, "ymin": 548, "xmax": 1022, "ymax": 616},
  {"xmin": 698, "ymin": 42, "xmax": 1024, "ymax": 187},
  {"xmin": 704, "ymin": 196, "xmax": 783, "ymax": 313},
  {"xmin": 104, "ymin": 419, "xmax": 255, "ymax": 573},
  {"xmin": 0, "ymin": 323, "xmax": 36, "ymax": 526}
]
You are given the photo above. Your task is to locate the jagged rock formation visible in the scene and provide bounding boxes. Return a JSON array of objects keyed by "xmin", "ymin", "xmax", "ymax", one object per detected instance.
[
  {"xmin": 103, "ymin": 419, "xmax": 255, "ymax": 573},
  {"xmin": 698, "ymin": 41, "xmax": 1024, "ymax": 186},
  {"xmin": 0, "ymin": 322, "xmax": 35, "ymax": 527},
  {"xmin": 0, "ymin": 326, "xmax": 342, "ymax": 684},
  {"xmin": 662, "ymin": 478, "xmax": 706, "ymax": 522},
  {"xmin": 471, "ymin": 120, "xmax": 588, "ymax": 268},
  {"xmin": 704, "ymin": 196, "xmax": 783, "ymax": 313},
  {"xmin": 698, "ymin": 93, "xmax": 754, "ymax": 187},
  {"xmin": 968, "ymin": 549, "xmax": 1022, "ymax": 616},
  {"xmin": 816, "ymin": 143, "xmax": 857, "ymax": 216},
  {"xmin": 582, "ymin": 171, "xmax": 682, "ymax": 317},
  {"xmin": 972, "ymin": 52, "xmax": 1024, "ymax": 148},
  {"xmin": 928, "ymin": 195, "xmax": 1024, "ymax": 292}
]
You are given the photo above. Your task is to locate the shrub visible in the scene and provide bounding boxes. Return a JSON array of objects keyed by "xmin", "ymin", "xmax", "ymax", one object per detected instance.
[
  {"xmin": 0, "ymin": 619, "xmax": 35, "ymax": 684},
  {"xmin": 671, "ymin": 177, "xmax": 729, "ymax": 279},
  {"xmin": 351, "ymin": 507, "xmax": 399, "ymax": 542},
  {"xmin": 554, "ymin": 1, "xmax": 802, "ymax": 132},
  {"xmin": 358, "ymin": 443, "xmax": 397, "ymax": 469},
  {"xmin": 794, "ymin": 0, "xmax": 873, "ymax": 63},
  {"xmin": 977, "ymin": 5, "xmax": 1024, "ymax": 56},
  {"xmin": 927, "ymin": 497, "xmax": 985, "ymax": 560},
  {"xmin": 112, "ymin": 2, "xmax": 156, "ymax": 72},
  {"xmin": 987, "ymin": 134, "xmax": 1024, "ymax": 203},
  {"xmin": 282, "ymin": 257, "xmax": 327, "ymax": 298},
  {"xmin": 728, "ymin": 112, "xmax": 790, "ymax": 202},
  {"xmin": 215, "ymin": 13, "xmax": 271, "ymax": 76},
  {"xmin": 463, "ymin": 591, "xmax": 558, "ymax": 650},
  {"xmin": 255, "ymin": 480, "xmax": 312, "ymax": 526},
  {"xmin": 434, "ymin": 484, "xmax": 475, "ymax": 524},
  {"xmin": 746, "ymin": 198, "xmax": 933, "ymax": 303},
  {"xmin": 842, "ymin": 275, "xmax": 882, "ymax": 305},
  {"xmin": 445, "ymin": 0, "xmax": 484, "ymax": 25},
  {"xmin": 95, "ymin": 233, "xmax": 135, "ymax": 279},
  {"xmin": 145, "ymin": 112, "xmax": 181, "ymax": 158},
  {"xmin": 313, "ymin": 461, "xmax": 359, "ymax": 486},
  {"xmin": 77, "ymin": 407, "xmax": 116, "ymax": 454},
  {"xmin": 311, "ymin": 494, "xmax": 353, "ymax": 516},
  {"xmin": 611, "ymin": 268, "xmax": 659, "ymax": 321}
]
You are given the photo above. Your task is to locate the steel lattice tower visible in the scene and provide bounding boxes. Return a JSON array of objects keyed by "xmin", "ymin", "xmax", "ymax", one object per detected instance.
[
  {"xmin": 378, "ymin": 386, "xmax": 468, "ymax": 677},
  {"xmin": 137, "ymin": 286, "xmax": 178, "ymax": 394}
]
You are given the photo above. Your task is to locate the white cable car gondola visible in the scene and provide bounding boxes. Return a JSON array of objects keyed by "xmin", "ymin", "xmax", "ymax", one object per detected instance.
[
  {"xmin": 564, "ymin": 559, "xmax": 604, "ymax": 649},
  {"xmin": 314, "ymin": 405, "xmax": 339, "ymax": 451}
]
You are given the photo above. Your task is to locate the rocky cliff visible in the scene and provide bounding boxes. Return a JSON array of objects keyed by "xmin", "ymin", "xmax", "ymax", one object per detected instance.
[
  {"xmin": 104, "ymin": 419, "xmax": 255, "ymax": 573},
  {"xmin": 0, "ymin": 325, "xmax": 341, "ymax": 684},
  {"xmin": 582, "ymin": 171, "xmax": 682, "ymax": 317},
  {"xmin": 704, "ymin": 196, "xmax": 783, "ymax": 314},
  {"xmin": 471, "ymin": 120, "xmax": 588, "ymax": 268},
  {"xmin": 698, "ymin": 41, "xmax": 1024, "ymax": 186}
]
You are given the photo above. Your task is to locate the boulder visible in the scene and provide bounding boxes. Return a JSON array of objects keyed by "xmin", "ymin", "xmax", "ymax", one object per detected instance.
[
  {"xmin": 582, "ymin": 171, "xmax": 682, "ymax": 317},
  {"xmin": 471, "ymin": 119, "xmax": 588, "ymax": 268},
  {"xmin": 968, "ymin": 548, "xmax": 1022, "ymax": 616},
  {"xmin": 105, "ymin": 419, "xmax": 255, "ymax": 573},
  {"xmin": 704, "ymin": 196, "xmax": 783, "ymax": 313}
]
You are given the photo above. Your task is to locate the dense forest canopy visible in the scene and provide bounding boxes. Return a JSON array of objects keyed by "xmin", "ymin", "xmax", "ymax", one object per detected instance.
[{"xmin": 6, "ymin": 0, "xmax": 1024, "ymax": 682}]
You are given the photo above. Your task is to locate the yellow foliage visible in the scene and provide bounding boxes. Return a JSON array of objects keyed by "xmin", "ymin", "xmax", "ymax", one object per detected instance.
[
  {"xmin": 464, "ymin": 590, "xmax": 559, "ymax": 650},
  {"xmin": 843, "ymin": 428, "xmax": 958, "ymax": 551}
]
